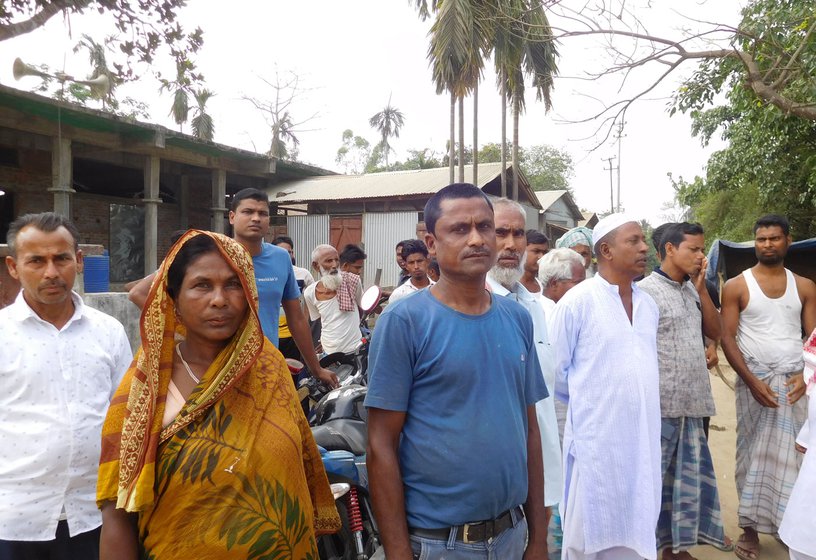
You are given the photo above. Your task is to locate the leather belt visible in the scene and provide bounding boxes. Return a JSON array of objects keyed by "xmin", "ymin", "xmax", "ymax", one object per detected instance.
[{"xmin": 408, "ymin": 505, "xmax": 523, "ymax": 543}]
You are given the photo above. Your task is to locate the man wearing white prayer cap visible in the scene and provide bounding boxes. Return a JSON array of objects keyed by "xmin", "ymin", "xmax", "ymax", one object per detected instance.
[{"xmin": 548, "ymin": 213, "xmax": 662, "ymax": 560}]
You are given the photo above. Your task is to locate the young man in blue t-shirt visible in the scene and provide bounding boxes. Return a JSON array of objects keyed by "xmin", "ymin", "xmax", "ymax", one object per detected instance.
[
  {"xmin": 365, "ymin": 183, "xmax": 550, "ymax": 559},
  {"xmin": 229, "ymin": 188, "xmax": 337, "ymax": 387}
]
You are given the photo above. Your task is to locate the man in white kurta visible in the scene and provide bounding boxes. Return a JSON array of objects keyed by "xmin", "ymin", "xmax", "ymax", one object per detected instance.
[
  {"xmin": 548, "ymin": 214, "xmax": 662, "ymax": 560},
  {"xmin": 487, "ymin": 199, "xmax": 562, "ymax": 511}
]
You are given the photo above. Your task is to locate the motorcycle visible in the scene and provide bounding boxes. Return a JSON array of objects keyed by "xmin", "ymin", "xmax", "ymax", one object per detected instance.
[
  {"xmin": 312, "ymin": 385, "xmax": 379, "ymax": 559},
  {"xmin": 309, "ymin": 285, "xmax": 384, "ymax": 560},
  {"xmin": 299, "ymin": 285, "xmax": 385, "ymax": 416}
]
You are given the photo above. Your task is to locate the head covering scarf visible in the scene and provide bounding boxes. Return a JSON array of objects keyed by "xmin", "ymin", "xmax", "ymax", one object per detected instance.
[
  {"xmin": 98, "ymin": 230, "xmax": 339, "ymax": 557},
  {"xmin": 555, "ymin": 226, "xmax": 593, "ymax": 251}
]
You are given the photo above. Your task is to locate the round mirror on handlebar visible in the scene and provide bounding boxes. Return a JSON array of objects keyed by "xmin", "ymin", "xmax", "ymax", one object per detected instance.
[{"xmin": 360, "ymin": 285, "xmax": 382, "ymax": 313}]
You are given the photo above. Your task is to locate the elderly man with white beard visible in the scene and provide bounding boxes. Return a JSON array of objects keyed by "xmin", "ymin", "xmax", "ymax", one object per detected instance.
[
  {"xmin": 486, "ymin": 198, "xmax": 562, "ymax": 537},
  {"xmin": 304, "ymin": 244, "xmax": 364, "ymax": 355}
]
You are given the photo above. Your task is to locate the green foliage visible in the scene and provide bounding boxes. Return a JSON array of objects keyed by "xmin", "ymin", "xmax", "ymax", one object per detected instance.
[
  {"xmin": 522, "ymin": 144, "xmax": 573, "ymax": 191},
  {"xmin": 369, "ymin": 101, "xmax": 405, "ymax": 170},
  {"xmin": 674, "ymin": 0, "xmax": 816, "ymax": 240},
  {"xmin": 190, "ymin": 89, "xmax": 215, "ymax": 141},
  {"xmin": 335, "ymin": 129, "xmax": 371, "ymax": 174},
  {"xmin": 0, "ymin": 1, "xmax": 204, "ymax": 84}
]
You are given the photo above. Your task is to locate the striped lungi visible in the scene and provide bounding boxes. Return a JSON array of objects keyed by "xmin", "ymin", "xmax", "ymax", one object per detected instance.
[
  {"xmin": 735, "ymin": 369, "xmax": 806, "ymax": 533},
  {"xmin": 656, "ymin": 416, "xmax": 728, "ymax": 552}
]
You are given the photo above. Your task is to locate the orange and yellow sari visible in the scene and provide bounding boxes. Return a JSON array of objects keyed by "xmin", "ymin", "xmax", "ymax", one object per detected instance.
[{"xmin": 97, "ymin": 230, "xmax": 339, "ymax": 559}]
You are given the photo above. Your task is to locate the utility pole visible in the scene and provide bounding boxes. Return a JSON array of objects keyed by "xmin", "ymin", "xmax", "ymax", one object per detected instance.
[
  {"xmin": 603, "ymin": 156, "xmax": 617, "ymax": 214},
  {"xmin": 614, "ymin": 121, "xmax": 626, "ymax": 212}
]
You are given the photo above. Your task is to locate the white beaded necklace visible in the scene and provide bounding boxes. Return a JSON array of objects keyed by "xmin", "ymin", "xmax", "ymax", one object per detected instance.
[{"xmin": 175, "ymin": 343, "xmax": 201, "ymax": 384}]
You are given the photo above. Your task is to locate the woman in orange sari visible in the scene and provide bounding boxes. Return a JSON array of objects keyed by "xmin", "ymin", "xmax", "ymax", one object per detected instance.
[{"xmin": 97, "ymin": 230, "xmax": 339, "ymax": 559}]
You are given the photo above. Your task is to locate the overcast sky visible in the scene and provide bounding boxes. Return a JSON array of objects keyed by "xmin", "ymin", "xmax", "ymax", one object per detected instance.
[{"xmin": 0, "ymin": 1, "xmax": 745, "ymax": 224}]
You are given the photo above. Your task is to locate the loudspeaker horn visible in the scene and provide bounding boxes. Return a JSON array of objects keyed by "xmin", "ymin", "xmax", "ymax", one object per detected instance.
[
  {"xmin": 12, "ymin": 57, "xmax": 50, "ymax": 81},
  {"xmin": 77, "ymin": 75, "xmax": 111, "ymax": 98}
]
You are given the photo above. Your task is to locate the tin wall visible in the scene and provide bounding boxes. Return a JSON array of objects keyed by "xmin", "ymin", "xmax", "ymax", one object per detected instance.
[{"xmin": 362, "ymin": 211, "xmax": 419, "ymax": 288}]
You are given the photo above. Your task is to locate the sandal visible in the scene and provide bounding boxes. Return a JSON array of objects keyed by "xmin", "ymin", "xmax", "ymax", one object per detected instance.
[{"xmin": 734, "ymin": 533, "xmax": 760, "ymax": 560}]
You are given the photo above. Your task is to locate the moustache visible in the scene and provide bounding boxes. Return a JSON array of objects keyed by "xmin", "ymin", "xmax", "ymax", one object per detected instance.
[{"xmin": 463, "ymin": 248, "xmax": 491, "ymax": 259}]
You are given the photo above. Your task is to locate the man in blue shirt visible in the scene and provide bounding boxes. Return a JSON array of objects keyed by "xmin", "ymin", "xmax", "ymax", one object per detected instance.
[
  {"xmin": 366, "ymin": 183, "xmax": 549, "ymax": 560},
  {"xmin": 229, "ymin": 188, "xmax": 337, "ymax": 387}
]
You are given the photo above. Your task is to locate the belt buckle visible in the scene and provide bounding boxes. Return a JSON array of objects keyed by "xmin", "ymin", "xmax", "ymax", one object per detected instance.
[{"xmin": 461, "ymin": 523, "xmax": 474, "ymax": 544}]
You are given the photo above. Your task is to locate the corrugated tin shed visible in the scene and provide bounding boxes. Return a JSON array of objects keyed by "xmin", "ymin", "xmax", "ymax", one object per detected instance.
[
  {"xmin": 535, "ymin": 190, "xmax": 583, "ymax": 221},
  {"xmin": 266, "ymin": 162, "xmax": 542, "ymax": 210}
]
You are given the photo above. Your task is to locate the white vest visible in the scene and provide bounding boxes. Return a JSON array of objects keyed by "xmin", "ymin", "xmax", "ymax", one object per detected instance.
[{"xmin": 737, "ymin": 268, "xmax": 803, "ymax": 372}]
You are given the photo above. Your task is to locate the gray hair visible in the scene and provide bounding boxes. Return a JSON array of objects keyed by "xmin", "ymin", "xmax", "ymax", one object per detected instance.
[
  {"xmin": 491, "ymin": 197, "xmax": 526, "ymax": 221},
  {"xmin": 538, "ymin": 248, "xmax": 585, "ymax": 286},
  {"xmin": 7, "ymin": 212, "xmax": 80, "ymax": 257},
  {"xmin": 311, "ymin": 244, "xmax": 336, "ymax": 264}
]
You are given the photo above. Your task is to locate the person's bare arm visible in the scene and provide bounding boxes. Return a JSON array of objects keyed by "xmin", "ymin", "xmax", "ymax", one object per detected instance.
[
  {"xmin": 799, "ymin": 276, "xmax": 816, "ymax": 337},
  {"xmin": 281, "ymin": 298, "xmax": 339, "ymax": 388},
  {"xmin": 100, "ymin": 501, "xmax": 138, "ymax": 560},
  {"xmin": 694, "ymin": 258, "xmax": 721, "ymax": 342},
  {"xmin": 127, "ymin": 272, "xmax": 156, "ymax": 310},
  {"xmin": 367, "ymin": 407, "xmax": 413, "ymax": 560},
  {"xmin": 523, "ymin": 405, "xmax": 549, "ymax": 559},
  {"xmin": 720, "ymin": 277, "xmax": 778, "ymax": 408}
]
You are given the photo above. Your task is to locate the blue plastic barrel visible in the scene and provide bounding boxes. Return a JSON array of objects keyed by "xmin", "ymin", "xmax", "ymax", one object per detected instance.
[{"xmin": 84, "ymin": 254, "xmax": 110, "ymax": 293}]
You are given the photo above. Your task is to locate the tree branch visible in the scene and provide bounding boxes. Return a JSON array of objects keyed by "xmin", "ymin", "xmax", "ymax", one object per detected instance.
[{"xmin": 0, "ymin": 1, "xmax": 89, "ymax": 42}]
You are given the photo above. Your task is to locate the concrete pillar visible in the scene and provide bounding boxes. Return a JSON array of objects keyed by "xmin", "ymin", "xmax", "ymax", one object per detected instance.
[
  {"xmin": 143, "ymin": 156, "xmax": 161, "ymax": 274},
  {"xmin": 48, "ymin": 137, "xmax": 74, "ymax": 216},
  {"xmin": 179, "ymin": 174, "xmax": 189, "ymax": 230},
  {"xmin": 210, "ymin": 168, "xmax": 227, "ymax": 233}
]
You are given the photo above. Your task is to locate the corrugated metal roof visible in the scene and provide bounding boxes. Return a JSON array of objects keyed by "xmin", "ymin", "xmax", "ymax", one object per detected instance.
[
  {"xmin": 266, "ymin": 162, "xmax": 509, "ymax": 203},
  {"xmin": 535, "ymin": 190, "xmax": 583, "ymax": 221}
]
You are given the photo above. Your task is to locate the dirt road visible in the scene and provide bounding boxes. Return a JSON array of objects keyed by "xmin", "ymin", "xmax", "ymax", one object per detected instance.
[{"xmin": 690, "ymin": 355, "xmax": 788, "ymax": 560}]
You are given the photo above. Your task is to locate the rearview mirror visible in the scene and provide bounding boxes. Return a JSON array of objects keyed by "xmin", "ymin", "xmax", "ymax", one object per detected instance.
[{"xmin": 360, "ymin": 285, "xmax": 382, "ymax": 313}]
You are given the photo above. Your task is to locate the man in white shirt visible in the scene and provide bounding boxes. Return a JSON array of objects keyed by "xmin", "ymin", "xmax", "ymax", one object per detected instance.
[
  {"xmin": 520, "ymin": 230, "xmax": 549, "ymax": 299},
  {"xmin": 0, "ymin": 212, "xmax": 132, "ymax": 559},
  {"xmin": 549, "ymin": 214, "xmax": 661, "ymax": 560},
  {"xmin": 485, "ymin": 199, "xmax": 562, "ymax": 530},
  {"xmin": 389, "ymin": 239, "xmax": 433, "ymax": 304},
  {"xmin": 304, "ymin": 244, "xmax": 363, "ymax": 355}
]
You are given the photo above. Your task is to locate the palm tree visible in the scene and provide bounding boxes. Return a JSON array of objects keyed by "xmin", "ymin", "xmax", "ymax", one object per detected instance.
[
  {"xmin": 269, "ymin": 111, "xmax": 299, "ymax": 160},
  {"xmin": 494, "ymin": 0, "xmax": 558, "ymax": 200},
  {"xmin": 369, "ymin": 98, "xmax": 405, "ymax": 171},
  {"xmin": 74, "ymin": 34, "xmax": 117, "ymax": 109},
  {"xmin": 162, "ymin": 59, "xmax": 191, "ymax": 132},
  {"xmin": 190, "ymin": 89, "xmax": 214, "ymax": 141},
  {"xmin": 426, "ymin": 0, "xmax": 488, "ymax": 183}
]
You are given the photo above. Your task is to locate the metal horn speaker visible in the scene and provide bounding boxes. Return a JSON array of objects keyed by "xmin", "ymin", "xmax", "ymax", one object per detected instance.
[
  {"xmin": 12, "ymin": 58, "xmax": 50, "ymax": 80},
  {"xmin": 77, "ymin": 75, "xmax": 111, "ymax": 97}
]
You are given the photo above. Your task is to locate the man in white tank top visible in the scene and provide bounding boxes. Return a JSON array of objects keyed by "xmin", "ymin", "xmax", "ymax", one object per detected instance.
[{"xmin": 720, "ymin": 214, "xmax": 816, "ymax": 560}]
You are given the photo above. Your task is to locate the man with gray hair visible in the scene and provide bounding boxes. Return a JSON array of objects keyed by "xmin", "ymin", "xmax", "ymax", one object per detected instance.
[
  {"xmin": 537, "ymin": 248, "xmax": 587, "ymax": 315},
  {"xmin": 1, "ymin": 212, "xmax": 132, "ymax": 559},
  {"xmin": 486, "ymin": 198, "xmax": 562, "ymax": 531},
  {"xmin": 303, "ymin": 244, "xmax": 363, "ymax": 355}
]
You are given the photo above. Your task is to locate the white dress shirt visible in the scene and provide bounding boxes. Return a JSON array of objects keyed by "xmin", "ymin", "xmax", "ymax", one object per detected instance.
[
  {"xmin": 486, "ymin": 277, "xmax": 562, "ymax": 507},
  {"xmin": 548, "ymin": 275, "xmax": 661, "ymax": 559},
  {"xmin": 0, "ymin": 291, "xmax": 132, "ymax": 540}
]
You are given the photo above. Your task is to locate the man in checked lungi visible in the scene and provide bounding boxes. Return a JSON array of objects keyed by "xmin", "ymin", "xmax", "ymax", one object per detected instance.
[
  {"xmin": 720, "ymin": 214, "xmax": 816, "ymax": 560},
  {"xmin": 639, "ymin": 222, "xmax": 732, "ymax": 559}
]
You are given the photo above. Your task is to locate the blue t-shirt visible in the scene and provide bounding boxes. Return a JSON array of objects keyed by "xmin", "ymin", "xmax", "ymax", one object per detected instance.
[
  {"xmin": 365, "ymin": 289, "xmax": 548, "ymax": 529},
  {"xmin": 252, "ymin": 242, "xmax": 300, "ymax": 347}
]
